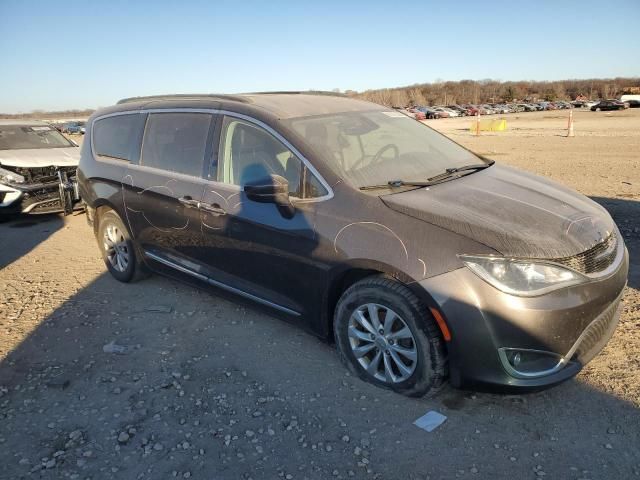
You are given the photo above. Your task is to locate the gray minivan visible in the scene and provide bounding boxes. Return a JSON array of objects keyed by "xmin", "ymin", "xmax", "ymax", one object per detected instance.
[{"xmin": 78, "ymin": 93, "xmax": 628, "ymax": 396}]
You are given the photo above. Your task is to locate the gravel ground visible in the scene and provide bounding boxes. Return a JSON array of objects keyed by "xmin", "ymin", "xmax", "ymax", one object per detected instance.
[{"xmin": 0, "ymin": 109, "xmax": 638, "ymax": 479}]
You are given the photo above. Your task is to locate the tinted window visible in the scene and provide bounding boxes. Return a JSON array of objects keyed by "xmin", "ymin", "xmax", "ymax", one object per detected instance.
[
  {"xmin": 93, "ymin": 114, "xmax": 145, "ymax": 161},
  {"xmin": 141, "ymin": 113, "xmax": 212, "ymax": 177},
  {"xmin": 219, "ymin": 117, "xmax": 327, "ymax": 199}
]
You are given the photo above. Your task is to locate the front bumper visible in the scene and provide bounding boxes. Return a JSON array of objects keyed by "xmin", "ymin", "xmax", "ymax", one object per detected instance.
[
  {"xmin": 0, "ymin": 178, "xmax": 80, "ymax": 215},
  {"xmin": 419, "ymin": 246, "xmax": 629, "ymax": 391}
]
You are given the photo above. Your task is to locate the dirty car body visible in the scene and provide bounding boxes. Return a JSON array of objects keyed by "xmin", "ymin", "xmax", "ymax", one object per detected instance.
[
  {"xmin": 0, "ymin": 120, "xmax": 81, "ymax": 215},
  {"xmin": 78, "ymin": 93, "xmax": 628, "ymax": 394}
]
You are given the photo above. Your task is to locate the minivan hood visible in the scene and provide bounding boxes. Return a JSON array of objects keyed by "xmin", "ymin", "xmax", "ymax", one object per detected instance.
[
  {"xmin": 381, "ymin": 164, "xmax": 615, "ymax": 259},
  {"xmin": 0, "ymin": 147, "xmax": 80, "ymax": 168}
]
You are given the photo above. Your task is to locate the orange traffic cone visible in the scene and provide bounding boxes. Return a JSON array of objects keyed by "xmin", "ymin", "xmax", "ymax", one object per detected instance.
[{"xmin": 567, "ymin": 108, "xmax": 574, "ymax": 137}]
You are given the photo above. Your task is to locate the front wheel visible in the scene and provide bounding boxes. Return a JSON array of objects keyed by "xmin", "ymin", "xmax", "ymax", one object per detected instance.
[{"xmin": 334, "ymin": 276, "xmax": 447, "ymax": 397}]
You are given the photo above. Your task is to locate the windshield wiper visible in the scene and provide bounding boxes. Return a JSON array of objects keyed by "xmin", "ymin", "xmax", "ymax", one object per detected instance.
[
  {"xmin": 360, "ymin": 180, "xmax": 433, "ymax": 190},
  {"xmin": 359, "ymin": 160, "xmax": 494, "ymax": 191},
  {"xmin": 426, "ymin": 161, "xmax": 494, "ymax": 183}
]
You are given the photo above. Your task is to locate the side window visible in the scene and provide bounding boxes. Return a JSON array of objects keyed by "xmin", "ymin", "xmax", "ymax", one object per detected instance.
[
  {"xmin": 218, "ymin": 117, "xmax": 327, "ymax": 199},
  {"xmin": 93, "ymin": 113, "xmax": 145, "ymax": 162},
  {"xmin": 140, "ymin": 113, "xmax": 212, "ymax": 177}
]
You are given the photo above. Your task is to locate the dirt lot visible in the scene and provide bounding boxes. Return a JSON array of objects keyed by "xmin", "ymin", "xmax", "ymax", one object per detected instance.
[{"xmin": 0, "ymin": 109, "xmax": 638, "ymax": 480}]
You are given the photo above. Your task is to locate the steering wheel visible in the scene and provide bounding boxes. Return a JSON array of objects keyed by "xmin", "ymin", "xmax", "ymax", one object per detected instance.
[
  {"xmin": 350, "ymin": 143, "xmax": 400, "ymax": 171},
  {"xmin": 371, "ymin": 144, "xmax": 399, "ymax": 165}
]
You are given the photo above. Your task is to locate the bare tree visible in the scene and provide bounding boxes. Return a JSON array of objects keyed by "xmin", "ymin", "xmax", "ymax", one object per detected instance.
[{"xmin": 353, "ymin": 77, "xmax": 640, "ymax": 105}]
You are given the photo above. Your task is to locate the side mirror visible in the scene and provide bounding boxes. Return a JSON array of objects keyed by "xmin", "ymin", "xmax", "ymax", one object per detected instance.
[{"xmin": 244, "ymin": 174, "xmax": 295, "ymax": 218}]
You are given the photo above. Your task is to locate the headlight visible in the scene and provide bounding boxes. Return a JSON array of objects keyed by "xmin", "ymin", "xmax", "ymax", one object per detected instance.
[
  {"xmin": 459, "ymin": 255, "xmax": 587, "ymax": 296},
  {"xmin": 0, "ymin": 167, "xmax": 25, "ymax": 185}
]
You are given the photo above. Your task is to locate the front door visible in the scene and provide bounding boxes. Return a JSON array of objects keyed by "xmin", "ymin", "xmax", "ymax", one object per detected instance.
[{"xmin": 195, "ymin": 115, "xmax": 330, "ymax": 318}]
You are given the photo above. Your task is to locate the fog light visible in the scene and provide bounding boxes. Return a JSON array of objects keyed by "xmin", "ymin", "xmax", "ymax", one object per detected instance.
[
  {"xmin": 511, "ymin": 352, "xmax": 521, "ymax": 367},
  {"xmin": 499, "ymin": 348, "xmax": 566, "ymax": 379}
]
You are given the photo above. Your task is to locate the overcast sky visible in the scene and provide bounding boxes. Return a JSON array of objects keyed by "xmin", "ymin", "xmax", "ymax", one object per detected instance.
[{"xmin": 1, "ymin": 0, "xmax": 638, "ymax": 113}]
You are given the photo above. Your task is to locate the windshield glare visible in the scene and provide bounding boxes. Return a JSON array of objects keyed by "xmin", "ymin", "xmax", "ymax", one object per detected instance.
[
  {"xmin": 0, "ymin": 125, "xmax": 74, "ymax": 150},
  {"xmin": 288, "ymin": 110, "xmax": 482, "ymax": 189}
]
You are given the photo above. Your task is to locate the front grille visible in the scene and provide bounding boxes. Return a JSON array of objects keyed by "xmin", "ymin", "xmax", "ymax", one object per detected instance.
[
  {"xmin": 31, "ymin": 198, "xmax": 62, "ymax": 212},
  {"xmin": 552, "ymin": 232, "xmax": 618, "ymax": 275},
  {"xmin": 6, "ymin": 165, "xmax": 76, "ymax": 184},
  {"xmin": 573, "ymin": 298, "xmax": 621, "ymax": 364}
]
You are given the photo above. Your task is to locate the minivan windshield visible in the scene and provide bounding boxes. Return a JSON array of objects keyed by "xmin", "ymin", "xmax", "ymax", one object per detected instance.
[
  {"xmin": 0, "ymin": 125, "xmax": 74, "ymax": 150},
  {"xmin": 287, "ymin": 110, "xmax": 484, "ymax": 189}
]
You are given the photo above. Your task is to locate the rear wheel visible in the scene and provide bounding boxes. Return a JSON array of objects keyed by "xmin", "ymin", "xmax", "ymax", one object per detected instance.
[
  {"xmin": 334, "ymin": 276, "xmax": 447, "ymax": 397},
  {"xmin": 97, "ymin": 210, "xmax": 147, "ymax": 282}
]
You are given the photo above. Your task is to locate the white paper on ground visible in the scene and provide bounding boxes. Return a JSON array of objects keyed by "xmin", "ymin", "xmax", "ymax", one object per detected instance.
[{"xmin": 413, "ymin": 411, "xmax": 447, "ymax": 432}]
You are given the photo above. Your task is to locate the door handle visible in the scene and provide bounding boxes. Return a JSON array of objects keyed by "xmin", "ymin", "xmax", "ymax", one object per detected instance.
[
  {"xmin": 178, "ymin": 196, "xmax": 200, "ymax": 208},
  {"xmin": 200, "ymin": 202, "xmax": 226, "ymax": 216}
]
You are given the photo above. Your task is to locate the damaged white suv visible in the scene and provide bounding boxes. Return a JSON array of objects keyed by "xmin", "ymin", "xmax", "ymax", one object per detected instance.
[{"xmin": 0, "ymin": 120, "xmax": 81, "ymax": 215}]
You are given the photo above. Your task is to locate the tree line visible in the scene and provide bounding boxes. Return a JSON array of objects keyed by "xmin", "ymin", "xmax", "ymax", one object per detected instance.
[
  {"xmin": 350, "ymin": 77, "xmax": 640, "ymax": 107},
  {"xmin": 0, "ymin": 109, "xmax": 95, "ymax": 119},
  {"xmin": 2, "ymin": 78, "xmax": 640, "ymax": 117}
]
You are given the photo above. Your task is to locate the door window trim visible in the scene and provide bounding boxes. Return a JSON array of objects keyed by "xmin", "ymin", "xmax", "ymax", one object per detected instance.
[{"xmin": 91, "ymin": 108, "xmax": 334, "ymax": 203}]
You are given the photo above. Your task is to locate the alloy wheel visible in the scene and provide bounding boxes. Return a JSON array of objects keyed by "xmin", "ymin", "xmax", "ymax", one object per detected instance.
[
  {"xmin": 348, "ymin": 303, "xmax": 418, "ymax": 383},
  {"xmin": 103, "ymin": 223, "xmax": 130, "ymax": 273}
]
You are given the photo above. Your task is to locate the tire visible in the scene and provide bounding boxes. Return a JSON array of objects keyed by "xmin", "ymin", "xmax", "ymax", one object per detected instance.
[
  {"xmin": 97, "ymin": 209, "xmax": 147, "ymax": 282},
  {"xmin": 596, "ymin": 107, "xmax": 601, "ymax": 112},
  {"xmin": 334, "ymin": 276, "xmax": 447, "ymax": 397}
]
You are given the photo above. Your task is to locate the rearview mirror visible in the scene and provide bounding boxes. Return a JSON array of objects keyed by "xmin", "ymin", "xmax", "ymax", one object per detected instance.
[{"xmin": 244, "ymin": 174, "xmax": 295, "ymax": 218}]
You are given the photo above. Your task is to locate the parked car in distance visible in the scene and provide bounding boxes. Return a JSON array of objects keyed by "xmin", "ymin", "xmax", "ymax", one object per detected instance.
[
  {"xmin": 624, "ymin": 99, "xmax": 640, "ymax": 108},
  {"xmin": 491, "ymin": 104, "xmax": 510, "ymax": 114},
  {"xmin": 480, "ymin": 104, "xmax": 498, "ymax": 114},
  {"xmin": 590, "ymin": 100, "xmax": 627, "ymax": 111},
  {"xmin": 398, "ymin": 108, "xmax": 426, "ymax": 120},
  {"xmin": 517, "ymin": 103, "xmax": 537, "ymax": 112},
  {"xmin": 462, "ymin": 104, "xmax": 487, "ymax": 115},
  {"xmin": 63, "ymin": 121, "xmax": 86, "ymax": 134},
  {"xmin": 415, "ymin": 107, "xmax": 448, "ymax": 119},
  {"xmin": 0, "ymin": 120, "xmax": 81, "ymax": 215},
  {"xmin": 79, "ymin": 93, "xmax": 628, "ymax": 397},
  {"xmin": 620, "ymin": 94, "xmax": 640, "ymax": 103},
  {"xmin": 405, "ymin": 108, "xmax": 427, "ymax": 120},
  {"xmin": 433, "ymin": 106, "xmax": 458, "ymax": 117},
  {"xmin": 446, "ymin": 105, "xmax": 469, "ymax": 116}
]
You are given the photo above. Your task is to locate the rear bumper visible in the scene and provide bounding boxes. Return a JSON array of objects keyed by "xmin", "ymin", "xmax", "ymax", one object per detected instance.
[
  {"xmin": 418, "ymin": 246, "xmax": 629, "ymax": 392},
  {"xmin": 0, "ymin": 179, "xmax": 80, "ymax": 215}
]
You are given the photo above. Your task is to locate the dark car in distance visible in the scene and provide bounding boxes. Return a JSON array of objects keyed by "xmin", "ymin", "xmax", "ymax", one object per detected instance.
[
  {"xmin": 78, "ymin": 93, "xmax": 628, "ymax": 396},
  {"xmin": 591, "ymin": 100, "xmax": 627, "ymax": 111}
]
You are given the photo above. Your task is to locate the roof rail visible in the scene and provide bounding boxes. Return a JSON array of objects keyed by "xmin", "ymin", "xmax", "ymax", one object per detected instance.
[
  {"xmin": 116, "ymin": 94, "xmax": 250, "ymax": 105},
  {"xmin": 246, "ymin": 90, "xmax": 347, "ymax": 97}
]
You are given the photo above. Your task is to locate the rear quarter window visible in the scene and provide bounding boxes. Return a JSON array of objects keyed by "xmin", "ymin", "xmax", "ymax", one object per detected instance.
[{"xmin": 92, "ymin": 113, "xmax": 145, "ymax": 162}]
